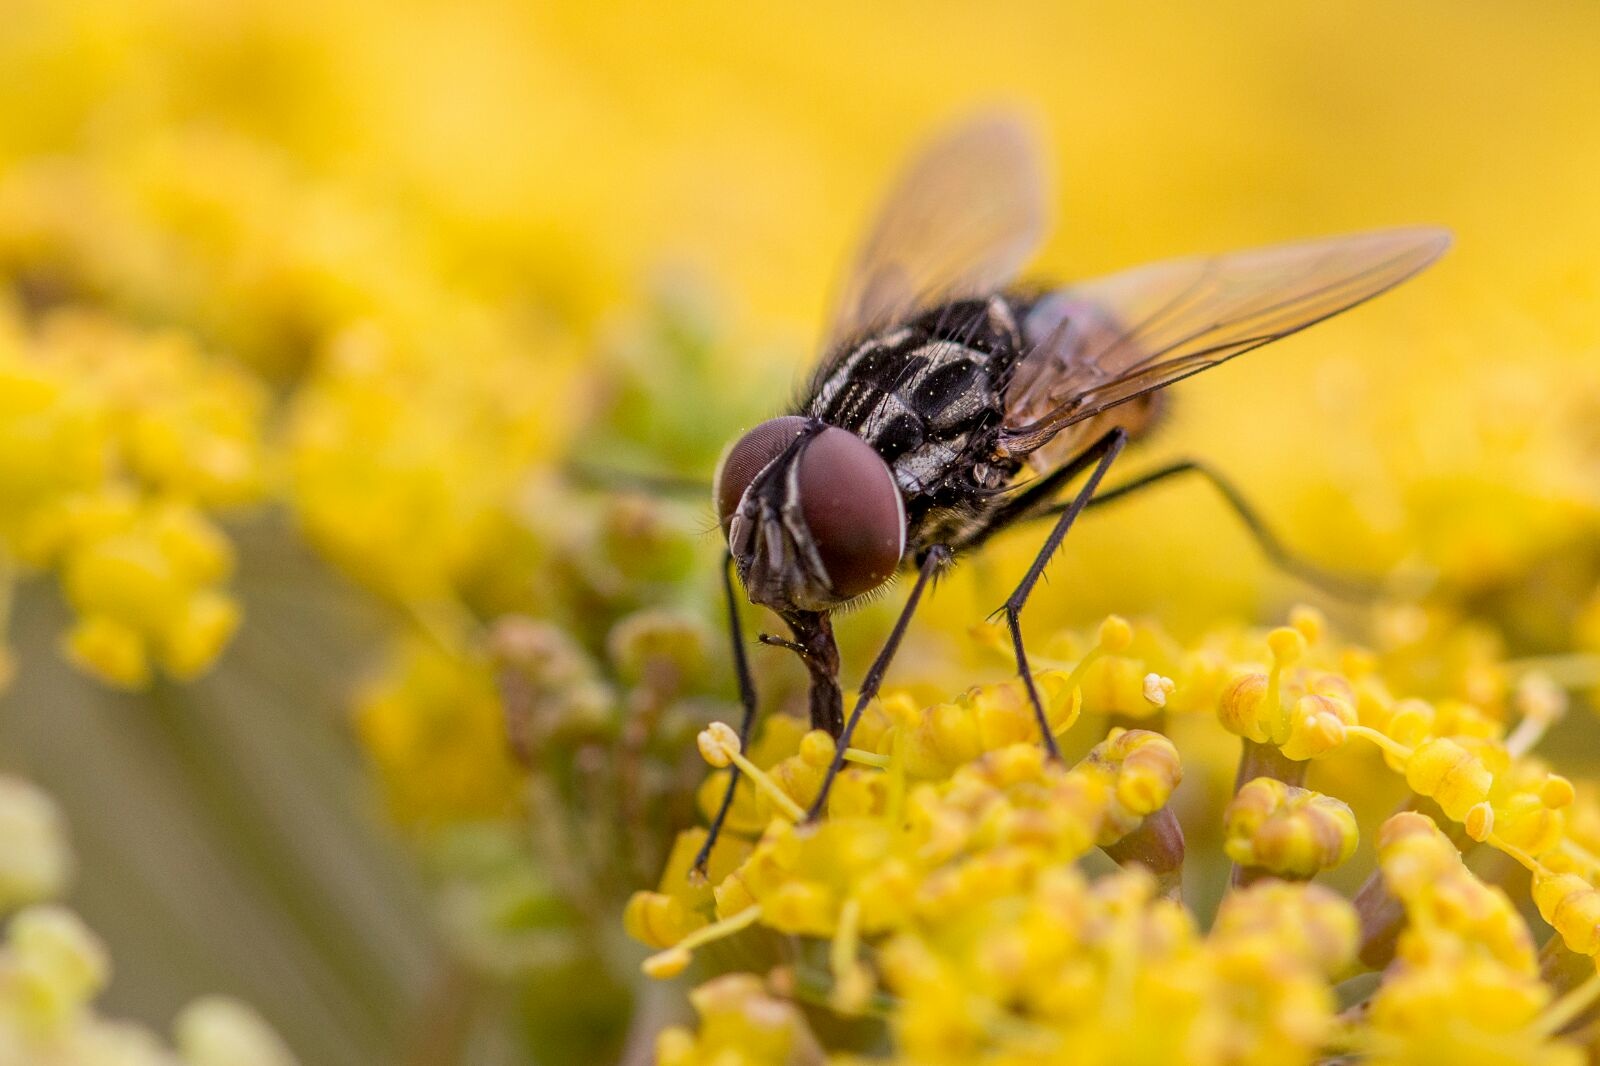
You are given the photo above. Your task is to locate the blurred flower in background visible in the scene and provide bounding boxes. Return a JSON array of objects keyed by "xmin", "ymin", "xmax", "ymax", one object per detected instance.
[{"xmin": 0, "ymin": 1, "xmax": 1597, "ymax": 1064}]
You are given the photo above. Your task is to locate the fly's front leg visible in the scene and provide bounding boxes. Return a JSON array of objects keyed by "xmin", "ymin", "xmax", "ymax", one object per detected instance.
[
  {"xmin": 692, "ymin": 552, "xmax": 761, "ymax": 878},
  {"xmin": 997, "ymin": 428, "xmax": 1127, "ymax": 759},
  {"xmin": 807, "ymin": 545, "xmax": 950, "ymax": 821}
]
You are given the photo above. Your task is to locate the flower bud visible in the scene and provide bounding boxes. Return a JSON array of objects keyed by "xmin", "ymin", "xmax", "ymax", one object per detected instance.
[
  {"xmin": 5, "ymin": 904, "xmax": 110, "ymax": 1029},
  {"xmin": 1098, "ymin": 615, "xmax": 1133, "ymax": 653},
  {"xmin": 1219, "ymin": 673, "xmax": 1272, "ymax": 743},
  {"xmin": 1403, "ymin": 738, "xmax": 1493, "ymax": 820},
  {"xmin": 1531, "ymin": 870, "xmax": 1600, "ymax": 956},
  {"xmin": 0, "ymin": 777, "xmax": 73, "ymax": 909},
  {"xmin": 697, "ymin": 722, "xmax": 741, "ymax": 769},
  {"xmin": 1224, "ymin": 778, "xmax": 1358, "ymax": 877},
  {"xmin": 1279, "ymin": 693, "xmax": 1355, "ymax": 760},
  {"xmin": 175, "ymin": 996, "xmax": 300, "ymax": 1066}
]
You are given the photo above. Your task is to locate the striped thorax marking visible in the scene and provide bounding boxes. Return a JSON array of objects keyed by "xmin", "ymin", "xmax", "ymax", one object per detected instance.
[{"xmin": 806, "ymin": 297, "xmax": 1025, "ymax": 503}]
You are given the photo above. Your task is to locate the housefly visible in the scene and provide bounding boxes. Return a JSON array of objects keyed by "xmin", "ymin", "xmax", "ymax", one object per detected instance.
[{"xmin": 699, "ymin": 115, "xmax": 1448, "ymax": 872}]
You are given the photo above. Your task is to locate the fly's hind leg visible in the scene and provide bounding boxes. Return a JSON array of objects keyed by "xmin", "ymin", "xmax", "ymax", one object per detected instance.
[{"xmin": 1073, "ymin": 459, "xmax": 1380, "ymax": 601}]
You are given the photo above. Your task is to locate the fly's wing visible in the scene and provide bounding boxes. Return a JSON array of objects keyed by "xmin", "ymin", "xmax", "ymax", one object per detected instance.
[
  {"xmin": 821, "ymin": 114, "xmax": 1048, "ymax": 358},
  {"xmin": 999, "ymin": 227, "xmax": 1452, "ymax": 456}
]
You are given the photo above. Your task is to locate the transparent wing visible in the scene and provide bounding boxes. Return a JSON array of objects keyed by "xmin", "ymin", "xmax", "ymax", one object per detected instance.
[
  {"xmin": 999, "ymin": 227, "xmax": 1451, "ymax": 455},
  {"xmin": 822, "ymin": 114, "xmax": 1048, "ymax": 356}
]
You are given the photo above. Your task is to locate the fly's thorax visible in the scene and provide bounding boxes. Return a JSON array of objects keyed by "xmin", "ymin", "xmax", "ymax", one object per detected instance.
[
  {"xmin": 805, "ymin": 296, "xmax": 1027, "ymax": 508},
  {"xmin": 716, "ymin": 419, "xmax": 906, "ymax": 612}
]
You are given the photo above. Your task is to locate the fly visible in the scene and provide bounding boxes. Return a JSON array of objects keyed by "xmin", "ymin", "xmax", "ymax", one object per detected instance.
[{"xmin": 699, "ymin": 115, "xmax": 1448, "ymax": 874}]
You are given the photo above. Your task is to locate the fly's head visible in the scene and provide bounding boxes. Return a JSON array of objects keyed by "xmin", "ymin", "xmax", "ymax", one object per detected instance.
[{"xmin": 715, "ymin": 417, "xmax": 906, "ymax": 613}]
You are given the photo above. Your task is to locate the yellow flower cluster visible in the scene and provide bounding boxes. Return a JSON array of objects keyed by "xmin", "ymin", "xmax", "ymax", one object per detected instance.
[
  {"xmin": 0, "ymin": 5, "xmax": 1596, "ymax": 887},
  {"xmin": 0, "ymin": 303, "xmax": 267, "ymax": 688},
  {"xmin": 0, "ymin": 773, "xmax": 298, "ymax": 1066},
  {"xmin": 354, "ymin": 637, "xmax": 524, "ymax": 826},
  {"xmin": 632, "ymin": 609, "xmax": 1600, "ymax": 1064},
  {"xmin": 656, "ymin": 974, "xmax": 819, "ymax": 1066},
  {"xmin": 284, "ymin": 315, "xmax": 573, "ymax": 613},
  {"xmin": 1223, "ymin": 778, "xmax": 1358, "ymax": 879},
  {"xmin": 1365, "ymin": 812, "xmax": 1579, "ymax": 1065},
  {"xmin": 0, "ymin": 3, "xmax": 1596, "ymax": 1063}
]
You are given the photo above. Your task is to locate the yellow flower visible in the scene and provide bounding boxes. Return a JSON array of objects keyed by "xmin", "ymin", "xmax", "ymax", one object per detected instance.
[
  {"xmin": 0, "ymin": 303, "xmax": 264, "ymax": 688},
  {"xmin": 0, "ymin": 772, "xmax": 299, "ymax": 1063},
  {"xmin": 2, "ymin": 3, "xmax": 1600, "ymax": 1061},
  {"xmin": 640, "ymin": 610, "xmax": 1600, "ymax": 1064},
  {"xmin": 355, "ymin": 639, "xmax": 522, "ymax": 826},
  {"xmin": 1224, "ymin": 779, "xmax": 1358, "ymax": 878},
  {"xmin": 0, "ymin": 776, "xmax": 74, "ymax": 910},
  {"xmin": 286, "ymin": 318, "xmax": 573, "ymax": 608},
  {"xmin": 174, "ymin": 996, "xmax": 301, "ymax": 1066},
  {"xmin": 1, "ymin": 904, "xmax": 110, "ymax": 1030},
  {"xmin": 656, "ymin": 974, "xmax": 815, "ymax": 1066}
]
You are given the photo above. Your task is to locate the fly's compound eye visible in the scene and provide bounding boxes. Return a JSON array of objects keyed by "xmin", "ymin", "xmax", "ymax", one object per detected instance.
[
  {"xmin": 796, "ymin": 427, "xmax": 905, "ymax": 599},
  {"xmin": 715, "ymin": 416, "xmax": 809, "ymax": 533}
]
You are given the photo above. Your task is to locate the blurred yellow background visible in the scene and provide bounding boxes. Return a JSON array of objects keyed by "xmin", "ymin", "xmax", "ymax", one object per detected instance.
[{"xmin": 1, "ymin": 2, "xmax": 1598, "ymax": 1064}]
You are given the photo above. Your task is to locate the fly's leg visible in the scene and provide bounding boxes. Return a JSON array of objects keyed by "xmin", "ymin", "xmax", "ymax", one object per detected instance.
[
  {"xmin": 1071, "ymin": 460, "xmax": 1379, "ymax": 601},
  {"xmin": 692, "ymin": 552, "xmax": 761, "ymax": 878},
  {"xmin": 996, "ymin": 428, "xmax": 1128, "ymax": 759},
  {"xmin": 806, "ymin": 545, "xmax": 950, "ymax": 821}
]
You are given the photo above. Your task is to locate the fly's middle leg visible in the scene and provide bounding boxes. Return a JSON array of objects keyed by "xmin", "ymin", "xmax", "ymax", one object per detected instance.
[{"xmin": 994, "ymin": 427, "xmax": 1128, "ymax": 758}]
